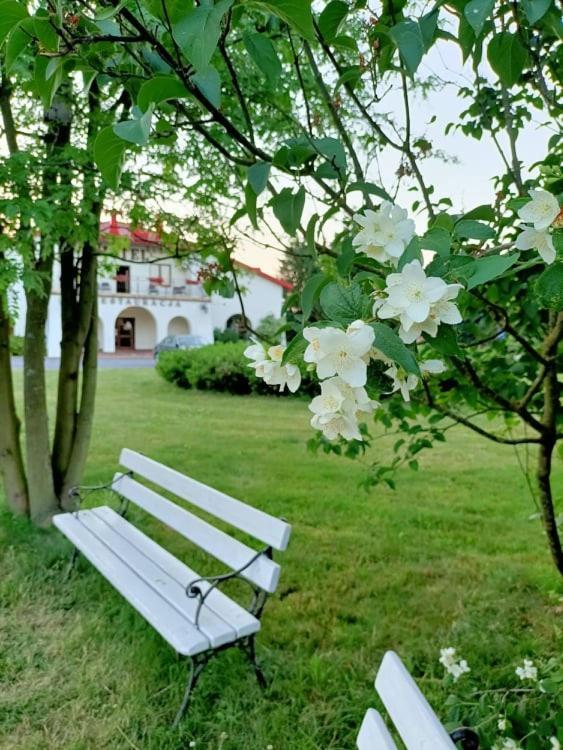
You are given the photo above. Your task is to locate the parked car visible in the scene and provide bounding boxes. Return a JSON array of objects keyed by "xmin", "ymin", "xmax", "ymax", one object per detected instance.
[{"xmin": 153, "ymin": 335, "xmax": 206, "ymax": 358}]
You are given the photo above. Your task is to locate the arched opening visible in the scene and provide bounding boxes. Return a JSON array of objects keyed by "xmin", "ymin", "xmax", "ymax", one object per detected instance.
[
  {"xmin": 115, "ymin": 307, "xmax": 157, "ymax": 352},
  {"xmin": 97, "ymin": 317, "xmax": 104, "ymax": 351},
  {"xmin": 226, "ymin": 313, "xmax": 251, "ymax": 334},
  {"xmin": 167, "ymin": 316, "xmax": 190, "ymax": 336}
]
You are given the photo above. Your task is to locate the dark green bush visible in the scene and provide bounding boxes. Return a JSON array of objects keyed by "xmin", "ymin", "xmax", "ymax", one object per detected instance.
[
  {"xmin": 156, "ymin": 341, "xmax": 316, "ymax": 396},
  {"xmin": 213, "ymin": 327, "xmax": 242, "ymax": 343},
  {"xmin": 9, "ymin": 335, "xmax": 24, "ymax": 355}
]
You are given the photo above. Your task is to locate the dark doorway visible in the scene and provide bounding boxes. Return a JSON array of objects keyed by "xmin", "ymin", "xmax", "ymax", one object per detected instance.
[{"xmin": 115, "ymin": 317, "xmax": 135, "ymax": 349}]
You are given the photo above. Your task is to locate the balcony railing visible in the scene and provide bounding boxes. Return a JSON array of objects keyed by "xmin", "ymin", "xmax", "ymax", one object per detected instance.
[{"xmin": 96, "ymin": 278, "xmax": 207, "ymax": 298}]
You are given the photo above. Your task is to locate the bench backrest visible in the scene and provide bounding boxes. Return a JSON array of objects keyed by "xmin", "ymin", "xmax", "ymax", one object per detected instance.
[
  {"xmin": 358, "ymin": 651, "xmax": 456, "ymax": 750},
  {"xmin": 112, "ymin": 449, "xmax": 291, "ymax": 594}
]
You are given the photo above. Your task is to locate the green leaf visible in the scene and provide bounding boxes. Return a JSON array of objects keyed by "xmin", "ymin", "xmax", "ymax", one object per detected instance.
[
  {"xmin": 255, "ymin": 0, "xmax": 314, "ymax": 40},
  {"xmin": 281, "ymin": 333, "xmax": 307, "ymax": 365},
  {"xmin": 137, "ymin": 75, "xmax": 190, "ymax": 112},
  {"xmin": 466, "ymin": 253, "xmax": 520, "ymax": 290},
  {"xmin": 32, "ymin": 55, "xmax": 61, "ymax": 108},
  {"xmin": 318, "ymin": 0, "xmax": 348, "ymax": 41},
  {"xmin": 454, "ymin": 219, "xmax": 495, "ymax": 240},
  {"xmin": 487, "ymin": 32, "xmax": 528, "ymax": 87},
  {"xmin": 94, "ymin": 126, "xmax": 128, "ymax": 190},
  {"xmin": 398, "ymin": 237, "xmax": 423, "ymax": 270},
  {"xmin": 247, "ymin": 162, "xmax": 271, "ymax": 195},
  {"xmin": 370, "ymin": 322, "xmax": 420, "ymax": 375},
  {"xmin": 461, "ymin": 204, "xmax": 495, "ymax": 222},
  {"xmin": 421, "ymin": 227, "xmax": 451, "ymax": 257},
  {"xmin": 347, "ymin": 181, "xmax": 392, "ymax": 201},
  {"xmin": 173, "ymin": 0, "xmax": 233, "ymax": 71},
  {"xmin": 424, "ymin": 325, "xmax": 461, "ymax": 355},
  {"xmin": 535, "ymin": 261, "xmax": 563, "ymax": 311},
  {"xmin": 336, "ymin": 238, "xmax": 356, "ymax": 277},
  {"xmin": 306, "ymin": 213, "xmax": 318, "ymax": 255},
  {"xmin": 389, "ymin": 19, "xmax": 425, "ymax": 75},
  {"xmin": 245, "ymin": 182, "xmax": 258, "ymax": 229},
  {"xmin": 301, "ymin": 272, "xmax": 329, "ymax": 321},
  {"xmin": 522, "ymin": 0, "xmax": 552, "ymax": 24},
  {"xmin": 419, "ymin": 8, "xmax": 439, "ymax": 51},
  {"xmin": 0, "ymin": 0, "xmax": 27, "ymax": 44},
  {"xmin": 243, "ymin": 32, "xmax": 281, "ymax": 84},
  {"xmin": 463, "ymin": 0, "xmax": 493, "ymax": 36},
  {"xmin": 272, "ymin": 186, "xmax": 305, "ymax": 235},
  {"xmin": 113, "ymin": 106, "xmax": 153, "ymax": 145},
  {"xmin": 142, "ymin": 0, "xmax": 193, "ymax": 23},
  {"xmin": 192, "ymin": 64, "xmax": 221, "ymax": 107},
  {"xmin": 314, "ymin": 136, "xmax": 347, "ymax": 179},
  {"xmin": 320, "ymin": 282, "xmax": 370, "ymax": 325},
  {"xmin": 33, "ymin": 12, "xmax": 59, "ymax": 51},
  {"xmin": 5, "ymin": 21, "xmax": 31, "ymax": 72}
]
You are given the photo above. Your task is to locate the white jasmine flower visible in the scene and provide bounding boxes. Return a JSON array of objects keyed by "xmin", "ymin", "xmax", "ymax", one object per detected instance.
[
  {"xmin": 515, "ymin": 658, "xmax": 537, "ymax": 681},
  {"xmin": 303, "ymin": 320, "xmax": 374, "ymax": 387},
  {"xmin": 439, "ymin": 647, "xmax": 470, "ymax": 681},
  {"xmin": 517, "ymin": 189, "xmax": 559, "ymax": 230},
  {"xmin": 308, "ymin": 376, "xmax": 378, "ymax": 441},
  {"xmin": 384, "ymin": 363, "xmax": 419, "ymax": 402},
  {"xmin": 378, "ymin": 260, "xmax": 449, "ymax": 330},
  {"xmin": 245, "ymin": 340, "xmax": 301, "ymax": 393},
  {"xmin": 385, "ymin": 359, "xmax": 445, "ymax": 402},
  {"xmin": 515, "ymin": 226, "xmax": 556, "ymax": 264},
  {"xmin": 353, "ymin": 201, "xmax": 415, "ymax": 264},
  {"xmin": 550, "ymin": 738, "xmax": 561, "ymax": 750},
  {"xmin": 497, "ymin": 718, "xmax": 507, "ymax": 732},
  {"xmin": 397, "ymin": 283, "xmax": 463, "ymax": 343}
]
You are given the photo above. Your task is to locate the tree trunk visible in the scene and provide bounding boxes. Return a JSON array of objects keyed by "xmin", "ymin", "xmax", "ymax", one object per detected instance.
[
  {"xmin": 60, "ymin": 285, "xmax": 99, "ymax": 507},
  {"xmin": 23, "ymin": 267, "xmax": 59, "ymax": 525},
  {"xmin": 536, "ymin": 311, "xmax": 563, "ymax": 575},
  {"xmin": 0, "ymin": 293, "xmax": 29, "ymax": 515},
  {"xmin": 52, "ymin": 241, "xmax": 97, "ymax": 494}
]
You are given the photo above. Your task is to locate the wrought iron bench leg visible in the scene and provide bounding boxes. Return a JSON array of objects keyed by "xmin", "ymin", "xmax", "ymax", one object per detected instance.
[
  {"xmin": 172, "ymin": 653, "xmax": 211, "ymax": 728},
  {"xmin": 240, "ymin": 635, "xmax": 268, "ymax": 689},
  {"xmin": 450, "ymin": 727, "xmax": 480, "ymax": 749}
]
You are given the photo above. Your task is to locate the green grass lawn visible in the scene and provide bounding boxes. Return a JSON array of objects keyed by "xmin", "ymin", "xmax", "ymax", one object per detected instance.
[{"xmin": 1, "ymin": 369, "xmax": 561, "ymax": 750}]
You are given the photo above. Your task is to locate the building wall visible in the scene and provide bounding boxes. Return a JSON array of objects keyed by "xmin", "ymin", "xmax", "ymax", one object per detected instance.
[{"xmin": 211, "ymin": 273, "xmax": 285, "ymax": 332}]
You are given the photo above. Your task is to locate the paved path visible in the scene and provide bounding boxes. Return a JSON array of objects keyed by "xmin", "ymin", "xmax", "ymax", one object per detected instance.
[{"xmin": 11, "ymin": 356, "xmax": 155, "ymax": 370}]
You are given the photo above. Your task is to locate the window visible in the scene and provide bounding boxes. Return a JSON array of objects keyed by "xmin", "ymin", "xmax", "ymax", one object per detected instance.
[{"xmin": 156, "ymin": 264, "xmax": 171, "ymax": 286}]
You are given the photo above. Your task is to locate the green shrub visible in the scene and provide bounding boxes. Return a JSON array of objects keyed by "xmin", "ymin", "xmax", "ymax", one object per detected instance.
[
  {"xmin": 156, "ymin": 341, "xmax": 316, "ymax": 396},
  {"xmin": 9, "ymin": 335, "xmax": 24, "ymax": 355},
  {"xmin": 213, "ymin": 326, "xmax": 242, "ymax": 343}
]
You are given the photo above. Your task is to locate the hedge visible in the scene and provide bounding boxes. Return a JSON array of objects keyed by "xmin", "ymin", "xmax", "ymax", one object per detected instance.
[{"xmin": 156, "ymin": 341, "xmax": 316, "ymax": 396}]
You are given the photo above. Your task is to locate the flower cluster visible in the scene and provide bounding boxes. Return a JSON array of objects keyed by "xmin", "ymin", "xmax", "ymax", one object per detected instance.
[
  {"xmin": 515, "ymin": 189, "xmax": 560, "ymax": 264},
  {"xmin": 303, "ymin": 321, "xmax": 379, "ymax": 440},
  {"xmin": 385, "ymin": 358, "xmax": 446, "ymax": 402},
  {"xmin": 439, "ymin": 647, "xmax": 470, "ymax": 681},
  {"xmin": 375, "ymin": 260, "xmax": 462, "ymax": 344},
  {"xmin": 515, "ymin": 658, "xmax": 538, "ymax": 681},
  {"xmin": 244, "ymin": 341, "xmax": 301, "ymax": 393},
  {"xmin": 353, "ymin": 201, "xmax": 415, "ymax": 265}
]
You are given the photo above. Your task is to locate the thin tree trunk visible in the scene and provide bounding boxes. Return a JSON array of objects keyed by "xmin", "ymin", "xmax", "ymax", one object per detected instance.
[
  {"xmin": 536, "ymin": 311, "xmax": 563, "ymax": 575},
  {"xmin": 60, "ymin": 283, "xmax": 99, "ymax": 507},
  {"xmin": 0, "ymin": 292, "xmax": 29, "ymax": 515},
  {"xmin": 23, "ymin": 266, "xmax": 58, "ymax": 525},
  {"xmin": 52, "ymin": 242, "xmax": 97, "ymax": 493}
]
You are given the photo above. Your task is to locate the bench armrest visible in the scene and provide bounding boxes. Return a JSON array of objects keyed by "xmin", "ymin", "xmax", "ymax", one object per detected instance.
[
  {"xmin": 68, "ymin": 471, "xmax": 133, "ymax": 516},
  {"xmin": 186, "ymin": 546, "xmax": 273, "ymax": 628}
]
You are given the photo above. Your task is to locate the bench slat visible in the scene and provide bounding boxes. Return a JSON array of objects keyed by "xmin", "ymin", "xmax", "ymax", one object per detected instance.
[
  {"xmin": 375, "ymin": 651, "xmax": 456, "ymax": 750},
  {"xmin": 53, "ymin": 512, "xmax": 210, "ymax": 656},
  {"xmin": 357, "ymin": 709, "xmax": 399, "ymax": 750},
  {"xmin": 79, "ymin": 508, "xmax": 238, "ymax": 648},
  {"xmin": 113, "ymin": 474, "xmax": 281, "ymax": 593},
  {"xmin": 119, "ymin": 449, "xmax": 291, "ymax": 551},
  {"xmin": 93, "ymin": 506, "xmax": 260, "ymax": 639}
]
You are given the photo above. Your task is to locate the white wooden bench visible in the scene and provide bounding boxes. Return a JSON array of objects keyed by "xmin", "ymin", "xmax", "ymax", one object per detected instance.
[
  {"xmin": 357, "ymin": 651, "xmax": 479, "ymax": 750},
  {"xmin": 53, "ymin": 449, "xmax": 291, "ymax": 726}
]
